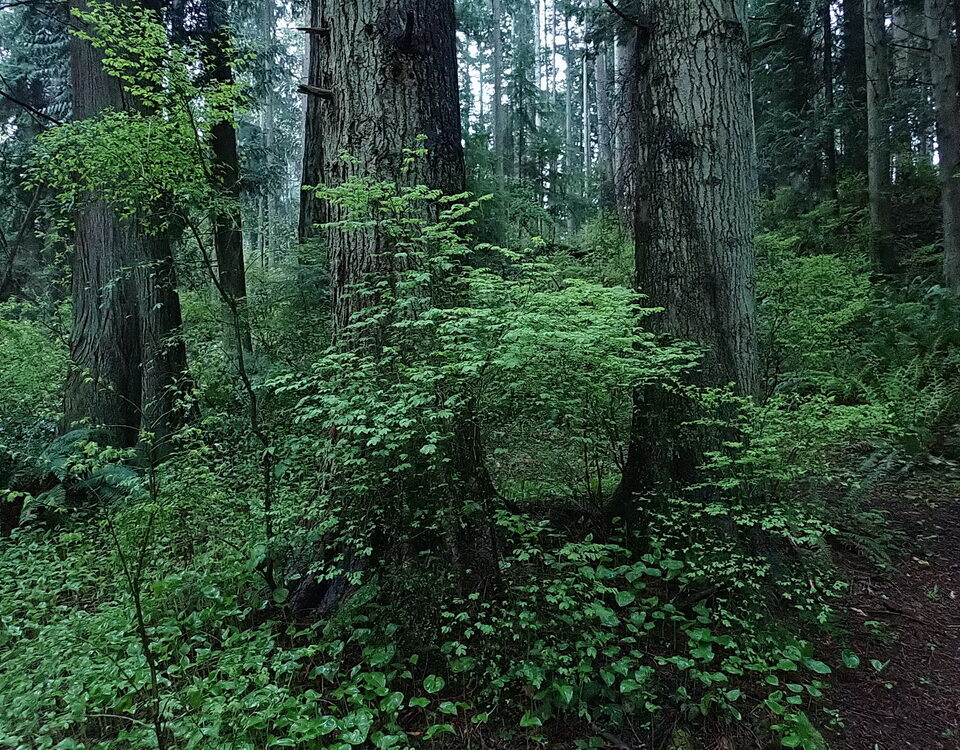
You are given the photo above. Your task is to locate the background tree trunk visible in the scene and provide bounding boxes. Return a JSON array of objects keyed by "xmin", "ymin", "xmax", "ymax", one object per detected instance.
[
  {"xmin": 864, "ymin": 0, "xmax": 896, "ymax": 273},
  {"xmin": 823, "ymin": 0, "xmax": 837, "ymax": 194},
  {"xmin": 298, "ymin": 0, "xmax": 326, "ymax": 245},
  {"xmin": 491, "ymin": 0, "xmax": 505, "ymax": 181},
  {"xmin": 841, "ymin": 0, "xmax": 868, "ymax": 172},
  {"xmin": 613, "ymin": 11, "xmax": 639, "ymax": 230},
  {"xmin": 595, "ymin": 44, "xmax": 616, "ymax": 211},
  {"xmin": 926, "ymin": 0, "xmax": 960, "ymax": 290},
  {"xmin": 613, "ymin": 0, "xmax": 758, "ymax": 504},
  {"xmin": 205, "ymin": 0, "xmax": 252, "ymax": 354}
]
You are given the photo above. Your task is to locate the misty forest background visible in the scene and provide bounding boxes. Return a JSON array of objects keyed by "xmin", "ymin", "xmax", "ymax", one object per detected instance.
[{"xmin": 1, "ymin": 0, "xmax": 959, "ymax": 747}]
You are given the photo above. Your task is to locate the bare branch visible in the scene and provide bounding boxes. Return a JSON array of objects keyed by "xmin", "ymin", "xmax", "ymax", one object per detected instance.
[
  {"xmin": 0, "ymin": 87, "xmax": 62, "ymax": 125},
  {"xmin": 601, "ymin": 0, "xmax": 651, "ymax": 34},
  {"xmin": 298, "ymin": 83, "xmax": 334, "ymax": 99}
]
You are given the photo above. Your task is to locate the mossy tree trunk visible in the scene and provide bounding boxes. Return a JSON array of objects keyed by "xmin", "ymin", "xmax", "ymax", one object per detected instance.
[{"xmin": 65, "ymin": 0, "xmax": 189, "ymax": 452}]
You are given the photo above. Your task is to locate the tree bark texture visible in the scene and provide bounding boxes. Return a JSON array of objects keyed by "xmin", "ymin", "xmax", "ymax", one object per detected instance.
[
  {"xmin": 864, "ymin": 0, "xmax": 897, "ymax": 273},
  {"xmin": 615, "ymin": 0, "xmax": 758, "ymax": 501},
  {"xmin": 65, "ymin": 0, "xmax": 188, "ymax": 450},
  {"xmin": 307, "ymin": 0, "xmax": 466, "ymax": 334},
  {"xmin": 925, "ymin": 0, "xmax": 960, "ymax": 290},
  {"xmin": 300, "ymin": 0, "xmax": 498, "ymax": 599}
]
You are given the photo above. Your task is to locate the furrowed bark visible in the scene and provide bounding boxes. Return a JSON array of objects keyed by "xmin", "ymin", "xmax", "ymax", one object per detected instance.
[{"xmin": 612, "ymin": 0, "xmax": 758, "ymax": 508}]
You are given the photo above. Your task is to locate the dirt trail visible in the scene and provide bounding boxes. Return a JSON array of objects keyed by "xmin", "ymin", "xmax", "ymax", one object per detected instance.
[{"xmin": 830, "ymin": 469, "xmax": 960, "ymax": 749}]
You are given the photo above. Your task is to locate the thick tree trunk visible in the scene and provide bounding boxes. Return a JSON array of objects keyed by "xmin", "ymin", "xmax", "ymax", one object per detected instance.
[
  {"xmin": 66, "ymin": 0, "xmax": 188, "ymax": 450},
  {"xmin": 864, "ymin": 0, "xmax": 897, "ymax": 273},
  {"xmin": 303, "ymin": 0, "xmax": 498, "ymax": 596},
  {"xmin": 613, "ymin": 0, "xmax": 758, "ymax": 505},
  {"xmin": 315, "ymin": 0, "xmax": 466, "ymax": 332},
  {"xmin": 841, "ymin": 0, "xmax": 868, "ymax": 172},
  {"xmin": 65, "ymin": 200, "xmax": 143, "ymax": 447},
  {"xmin": 137, "ymin": 231, "xmax": 190, "ymax": 452},
  {"xmin": 926, "ymin": 0, "xmax": 960, "ymax": 290}
]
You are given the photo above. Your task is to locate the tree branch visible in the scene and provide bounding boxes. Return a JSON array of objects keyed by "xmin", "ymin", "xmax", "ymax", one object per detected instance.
[
  {"xmin": 0, "ymin": 88, "xmax": 62, "ymax": 125},
  {"xmin": 298, "ymin": 83, "xmax": 334, "ymax": 99},
  {"xmin": 295, "ymin": 25, "xmax": 330, "ymax": 36},
  {"xmin": 601, "ymin": 0, "xmax": 651, "ymax": 34}
]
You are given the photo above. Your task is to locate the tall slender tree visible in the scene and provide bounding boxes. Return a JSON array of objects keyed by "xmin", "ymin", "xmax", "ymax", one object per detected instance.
[
  {"xmin": 204, "ymin": 0, "xmax": 252, "ymax": 354},
  {"xmin": 841, "ymin": 0, "xmax": 868, "ymax": 172},
  {"xmin": 822, "ymin": 0, "xmax": 837, "ymax": 193},
  {"xmin": 595, "ymin": 41, "xmax": 616, "ymax": 209},
  {"xmin": 864, "ymin": 0, "xmax": 896, "ymax": 272},
  {"xmin": 491, "ymin": 0, "xmax": 506, "ymax": 181},
  {"xmin": 925, "ymin": 0, "xmax": 960, "ymax": 290}
]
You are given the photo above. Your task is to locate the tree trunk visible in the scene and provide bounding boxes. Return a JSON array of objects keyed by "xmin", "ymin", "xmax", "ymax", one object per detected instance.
[
  {"xmin": 595, "ymin": 44, "xmax": 616, "ymax": 211},
  {"xmin": 303, "ymin": 0, "xmax": 498, "ymax": 596},
  {"xmin": 822, "ymin": 0, "xmax": 837, "ymax": 195},
  {"xmin": 261, "ymin": 0, "xmax": 277, "ymax": 265},
  {"xmin": 841, "ymin": 0, "xmax": 868, "ymax": 172},
  {"xmin": 491, "ymin": 0, "xmax": 505, "ymax": 181},
  {"xmin": 581, "ymin": 52, "xmax": 590, "ymax": 182},
  {"xmin": 613, "ymin": 0, "xmax": 758, "ymax": 505},
  {"xmin": 65, "ymin": 0, "xmax": 189, "ymax": 451},
  {"xmin": 137, "ymin": 231, "xmax": 190, "ymax": 453},
  {"xmin": 613, "ymin": 11, "xmax": 639, "ymax": 230},
  {"xmin": 864, "ymin": 0, "xmax": 897, "ymax": 273},
  {"xmin": 926, "ymin": 0, "xmax": 960, "ymax": 290},
  {"xmin": 316, "ymin": 0, "xmax": 466, "ymax": 332},
  {"xmin": 564, "ymin": 14, "xmax": 576, "ymax": 232},
  {"xmin": 206, "ymin": 0, "xmax": 252, "ymax": 354},
  {"xmin": 298, "ymin": 0, "xmax": 326, "ymax": 244}
]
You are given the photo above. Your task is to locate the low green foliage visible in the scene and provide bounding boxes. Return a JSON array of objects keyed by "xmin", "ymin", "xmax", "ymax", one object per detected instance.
[{"xmin": 6, "ymin": 64, "xmax": 960, "ymax": 746}]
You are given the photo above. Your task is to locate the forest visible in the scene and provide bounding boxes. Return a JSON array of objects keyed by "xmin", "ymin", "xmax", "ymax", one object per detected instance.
[{"xmin": 1, "ymin": 0, "xmax": 959, "ymax": 747}]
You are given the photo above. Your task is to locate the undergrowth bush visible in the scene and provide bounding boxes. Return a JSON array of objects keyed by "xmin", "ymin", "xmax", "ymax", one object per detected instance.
[{"xmin": 1, "ymin": 179, "xmax": 929, "ymax": 750}]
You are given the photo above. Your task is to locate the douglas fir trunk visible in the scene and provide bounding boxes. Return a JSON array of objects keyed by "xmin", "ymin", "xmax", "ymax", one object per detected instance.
[
  {"xmin": 864, "ymin": 0, "xmax": 896, "ymax": 273},
  {"xmin": 613, "ymin": 0, "xmax": 758, "ymax": 505},
  {"xmin": 302, "ymin": 0, "xmax": 465, "ymax": 331},
  {"xmin": 299, "ymin": 0, "xmax": 498, "ymax": 600}
]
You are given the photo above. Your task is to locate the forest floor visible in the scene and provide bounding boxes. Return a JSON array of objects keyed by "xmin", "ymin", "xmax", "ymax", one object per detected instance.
[{"xmin": 827, "ymin": 465, "xmax": 960, "ymax": 749}]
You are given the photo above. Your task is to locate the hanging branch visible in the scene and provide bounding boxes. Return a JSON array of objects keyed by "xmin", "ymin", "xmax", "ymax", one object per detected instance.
[{"xmin": 295, "ymin": 25, "xmax": 330, "ymax": 36}]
